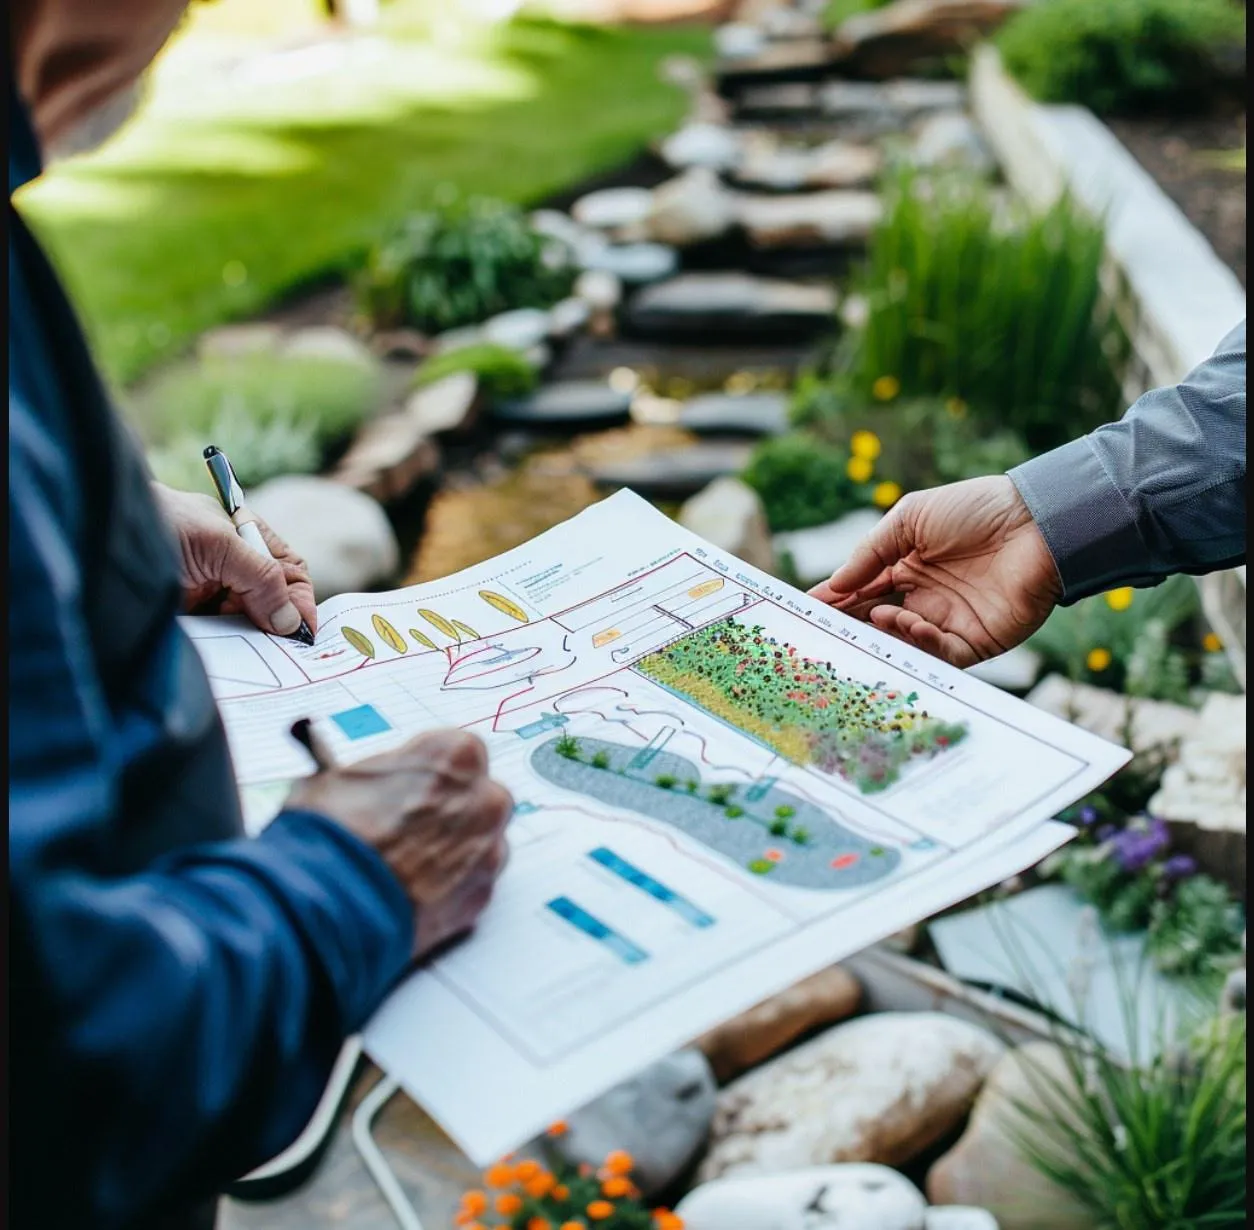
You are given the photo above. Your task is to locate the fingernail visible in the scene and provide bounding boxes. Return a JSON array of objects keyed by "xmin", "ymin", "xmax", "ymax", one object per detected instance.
[{"xmin": 270, "ymin": 601, "xmax": 301, "ymax": 635}]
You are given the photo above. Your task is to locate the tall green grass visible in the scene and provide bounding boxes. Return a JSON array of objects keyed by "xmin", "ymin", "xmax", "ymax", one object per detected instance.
[{"xmin": 840, "ymin": 165, "xmax": 1124, "ymax": 452}]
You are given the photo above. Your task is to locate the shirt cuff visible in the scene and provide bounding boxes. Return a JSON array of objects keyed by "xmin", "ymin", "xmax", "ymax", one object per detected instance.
[
  {"xmin": 1008, "ymin": 437, "xmax": 1160, "ymax": 604},
  {"xmin": 243, "ymin": 809, "xmax": 414, "ymax": 1032}
]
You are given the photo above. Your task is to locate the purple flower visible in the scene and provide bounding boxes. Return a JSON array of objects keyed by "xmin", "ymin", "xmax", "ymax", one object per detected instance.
[
  {"xmin": 1079, "ymin": 806, "xmax": 1100, "ymax": 827},
  {"xmin": 1110, "ymin": 816, "xmax": 1171, "ymax": 873},
  {"xmin": 1161, "ymin": 854, "xmax": 1197, "ymax": 880}
]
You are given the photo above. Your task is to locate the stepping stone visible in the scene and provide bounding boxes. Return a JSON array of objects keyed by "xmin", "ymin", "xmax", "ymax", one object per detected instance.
[
  {"xmin": 879, "ymin": 78, "xmax": 967, "ymax": 115},
  {"xmin": 623, "ymin": 273, "xmax": 838, "ymax": 342},
  {"xmin": 644, "ymin": 167, "xmax": 738, "ymax": 247},
  {"xmin": 579, "ymin": 241, "xmax": 679, "ymax": 284},
  {"xmin": 678, "ymin": 476, "xmax": 776, "ymax": 574},
  {"xmin": 737, "ymin": 190, "xmax": 883, "ymax": 249},
  {"xmin": 491, "ymin": 380, "xmax": 633, "ymax": 430},
  {"xmin": 966, "ymin": 645, "xmax": 1042, "ymax": 693},
  {"xmin": 331, "ymin": 411, "xmax": 441, "ymax": 505},
  {"xmin": 402, "ymin": 371, "xmax": 479, "ymax": 437},
  {"xmin": 482, "ymin": 308, "xmax": 551, "ymax": 351},
  {"xmin": 659, "ymin": 122, "xmax": 743, "ymax": 172},
  {"xmin": 734, "ymin": 82, "xmax": 821, "ymax": 120},
  {"xmin": 547, "ymin": 297, "xmax": 592, "ymax": 340},
  {"xmin": 773, "ymin": 508, "xmax": 884, "ymax": 586},
  {"xmin": 586, "ymin": 441, "xmax": 755, "ymax": 500},
  {"xmin": 912, "ymin": 109, "xmax": 995, "ymax": 174},
  {"xmin": 716, "ymin": 39, "xmax": 835, "ymax": 95},
  {"xmin": 281, "ymin": 325, "xmax": 376, "ymax": 369},
  {"xmin": 714, "ymin": 22, "xmax": 766, "ymax": 61},
  {"xmin": 733, "ymin": 134, "xmax": 882, "ymax": 191},
  {"xmin": 678, "ymin": 391, "xmax": 791, "ymax": 436},
  {"xmin": 529, "ymin": 207, "xmax": 594, "ymax": 251},
  {"xmin": 574, "ymin": 269, "xmax": 624, "ymax": 312},
  {"xmin": 571, "ymin": 186, "xmax": 654, "ymax": 232}
]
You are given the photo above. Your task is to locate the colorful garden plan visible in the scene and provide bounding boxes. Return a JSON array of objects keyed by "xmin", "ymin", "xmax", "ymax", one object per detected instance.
[{"xmin": 182, "ymin": 489, "xmax": 1130, "ymax": 1165}]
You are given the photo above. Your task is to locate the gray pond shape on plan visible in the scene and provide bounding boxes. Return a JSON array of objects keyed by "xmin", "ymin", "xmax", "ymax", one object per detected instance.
[{"xmin": 531, "ymin": 735, "xmax": 899, "ymax": 890}]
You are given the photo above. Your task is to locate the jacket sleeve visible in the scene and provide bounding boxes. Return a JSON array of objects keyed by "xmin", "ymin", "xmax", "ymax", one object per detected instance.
[
  {"xmin": 9, "ymin": 401, "xmax": 414, "ymax": 1229},
  {"xmin": 1008, "ymin": 319, "xmax": 1246, "ymax": 603}
]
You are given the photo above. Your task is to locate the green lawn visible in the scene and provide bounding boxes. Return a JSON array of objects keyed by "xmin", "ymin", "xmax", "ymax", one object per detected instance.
[{"xmin": 17, "ymin": 7, "xmax": 709, "ymax": 386}]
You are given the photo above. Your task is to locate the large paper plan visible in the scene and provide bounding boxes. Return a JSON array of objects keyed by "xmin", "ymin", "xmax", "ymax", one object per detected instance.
[{"xmin": 182, "ymin": 490, "xmax": 1130, "ymax": 1164}]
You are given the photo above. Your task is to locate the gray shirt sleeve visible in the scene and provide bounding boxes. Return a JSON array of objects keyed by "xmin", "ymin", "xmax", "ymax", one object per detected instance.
[{"xmin": 1008, "ymin": 319, "xmax": 1246, "ymax": 604}]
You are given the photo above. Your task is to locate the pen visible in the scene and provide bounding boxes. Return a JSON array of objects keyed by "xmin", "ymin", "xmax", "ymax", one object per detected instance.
[
  {"xmin": 290, "ymin": 718, "xmax": 336, "ymax": 771},
  {"xmin": 203, "ymin": 445, "xmax": 316, "ymax": 646}
]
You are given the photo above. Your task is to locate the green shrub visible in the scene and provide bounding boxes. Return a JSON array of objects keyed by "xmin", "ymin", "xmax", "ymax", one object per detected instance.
[
  {"xmin": 997, "ymin": 0, "xmax": 1246, "ymax": 116},
  {"xmin": 411, "ymin": 342, "xmax": 539, "ymax": 401},
  {"xmin": 356, "ymin": 194, "xmax": 576, "ymax": 333},
  {"xmin": 742, "ymin": 432, "xmax": 869, "ymax": 532},
  {"xmin": 132, "ymin": 351, "xmax": 383, "ymax": 489},
  {"xmin": 839, "ymin": 164, "xmax": 1122, "ymax": 452}
]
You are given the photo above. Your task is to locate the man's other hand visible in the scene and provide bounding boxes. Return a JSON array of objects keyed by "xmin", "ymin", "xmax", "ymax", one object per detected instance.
[
  {"xmin": 286, "ymin": 731, "xmax": 514, "ymax": 961},
  {"xmin": 153, "ymin": 484, "xmax": 317, "ymax": 638},
  {"xmin": 808, "ymin": 475, "xmax": 1063, "ymax": 667}
]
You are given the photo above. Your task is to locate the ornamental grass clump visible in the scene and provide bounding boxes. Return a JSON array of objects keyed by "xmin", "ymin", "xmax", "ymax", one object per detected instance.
[
  {"xmin": 838, "ymin": 164, "xmax": 1122, "ymax": 452},
  {"xmin": 459, "ymin": 1140, "xmax": 684, "ymax": 1230},
  {"xmin": 357, "ymin": 193, "xmax": 575, "ymax": 334}
]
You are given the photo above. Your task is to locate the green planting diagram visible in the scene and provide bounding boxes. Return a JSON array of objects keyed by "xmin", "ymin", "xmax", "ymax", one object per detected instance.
[{"xmin": 636, "ymin": 617, "xmax": 969, "ymax": 793}]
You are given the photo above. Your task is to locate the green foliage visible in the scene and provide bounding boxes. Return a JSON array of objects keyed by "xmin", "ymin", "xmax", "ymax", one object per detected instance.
[
  {"xmin": 133, "ymin": 352, "xmax": 382, "ymax": 488},
  {"xmin": 741, "ymin": 432, "xmax": 868, "ymax": 532},
  {"xmin": 997, "ymin": 0, "xmax": 1246, "ymax": 116},
  {"xmin": 774, "ymin": 805, "xmax": 796, "ymax": 821},
  {"xmin": 356, "ymin": 194, "xmax": 575, "ymax": 333},
  {"xmin": 684, "ymin": 779, "xmax": 701, "ymax": 794},
  {"xmin": 654, "ymin": 773, "xmax": 677, "ymax": 790},
  {"xmin": 1148, "ymin": 878, "xmax": 1247, "ymax": 978},
  {"xmin": 554, "ymin": 734, "xmax": 581, "ymax": 760},
  {"xmin": 747, "ymin": 858, "xmax": 776, "ymax": 876},
  {"xmin": 1008, "ymin": 1013, "xmax": 1246, "ymax": 1228},
  {"xmin": 768, "ymin": 818, "xmax": 790, "ymax": 837},
  {"xmin": 839, "ymin": 164, "xmax": 1122, "ymax": 452},
  {"xmin": 410, "ymin": 342, "xmax": 539, "ymax": 401},
  {"xmin": 791, "ymin": 826, "xmax": 812, "ymax": 845},
  {"xmin": 724, "ymin": 804, "xmax": 745, "ymax": 819},
  {"xmin": 590, "ymin": 750, "xmax": 611, "ymax": 770},
  {"xmin": 707, "ymin": 783, "xmax": 736, "ymax": 806},
  {"xmin": 1028, "ymin": 575, "xmax": 1201, "ymax": 698}
]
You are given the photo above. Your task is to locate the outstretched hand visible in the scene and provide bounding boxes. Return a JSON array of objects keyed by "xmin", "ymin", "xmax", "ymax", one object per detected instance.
[
  {"xmin": 153, "ymin": 483, "xmax": 318, "ymax": 638},
  {"xmin": 808, "ymin": 476, "xmax": 1063, "ymax": 667}
]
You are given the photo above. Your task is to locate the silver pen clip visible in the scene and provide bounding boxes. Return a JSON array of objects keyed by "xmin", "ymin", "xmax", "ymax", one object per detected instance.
[{"xmin": 204, "ymin": 445, "xmax": 246, "ymax": 516}]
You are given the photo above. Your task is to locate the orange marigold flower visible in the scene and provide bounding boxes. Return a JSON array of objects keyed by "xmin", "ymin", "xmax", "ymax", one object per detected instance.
[
  {"xmin": 558, "ymin": 1222, "xmax": 585, "ymax": 1230},
  {"xmin": 586, "ymin": 1201, "xmax": 615, "ymax": 1221},
  {"xmin": 578, "ymin": 1163, "xmax": 594, "ymax": 1177},
  {"xmin": 528, "ymin": 1220, "xmax": 553, "ymax": 1230},
  {"xmin": 653, "ymin": 1212, "xmax": 685, "ymax": 1230},
  {"xmin": 546, "ymin": 1120, "xmax": 570, "ymax": 1137},
  {"xmin": 553, "ymin": 1184, "xmax": 571, "ymax": 1201},
  {"xmin": 602, "ymin": 1150, "xmax": 634, "ymax": 1176},
  {"xmin": 496, "ymin": 1192, "xmax": 524, "ymax": 1216},
  {"xmin": 525, "ymin": 1172, "xmax": 556, "ymax": 1199},
  {"xmin": 460, "ymin": 1191, "xmax": 490, "ymax": 1216},
  {"xmin": 485, "ymin": 1163, "xmax": 516, "ymax": 1189},
  {"xmin": 602, "ymin": 1176, "xmax": 633, "ymax": 1198},
  {"xmin": 514, "ymin": 1160, "xmax": 541, "ymax": 1182}
]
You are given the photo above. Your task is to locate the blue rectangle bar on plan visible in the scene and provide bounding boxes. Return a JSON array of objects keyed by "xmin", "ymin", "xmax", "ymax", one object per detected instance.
[
  {"xmin": 588, "ymin": 847, "xmax": 716, "ymax": 928},
  {"xmin": 546, "ymin": 896, "xmax": 650, "ymax": 964}
]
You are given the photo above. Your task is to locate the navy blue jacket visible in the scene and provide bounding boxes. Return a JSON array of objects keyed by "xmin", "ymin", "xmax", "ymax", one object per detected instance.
[{"xmin": 9, "ymin": 86, "xmax": 413, "ymax": 1229}]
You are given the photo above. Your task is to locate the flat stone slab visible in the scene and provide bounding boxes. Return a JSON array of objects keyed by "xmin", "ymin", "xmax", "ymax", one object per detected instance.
[
  {"xmin": 623, "ymin": 272, "xmax": 838, "ymax": 342},
  {"xmin": 732, "ymin": 133, "xmax": 882, "ymax": 191},
  {"xmin": 678, "ymin": 391, "xmax": 791, "ymax": 436},
  {"xmin": 579, "ymin": 240, "xmax": 680, "ymax": 283},
  {"xmin": 402, "ymin": 371, "xmax": 479, "ymax": 437},
  {"xmin": 773, "ymin": 509, "xmax": 884, "ymax": 586},
  {"xmin": 491, "ymin": 379, "xmax": 633, "ymax": 429},
  {"xmin": 736, "ymin": 190, "xmax": 883, "ymax": 249},
  {"xmin": 715, "ymin": 39, "xmax": 837, "ymax": 95},
  {"xmin": 586, "ymin": 440, "xmax": 754, "ymax": 499}
]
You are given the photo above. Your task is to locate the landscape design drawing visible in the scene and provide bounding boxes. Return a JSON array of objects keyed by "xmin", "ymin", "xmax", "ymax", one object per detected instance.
[
  {"xmin": 636, "ymin": 618, "xmax": 968, "ymax": 793},
  {"xmin": 531, "ymin": 734, "xmax": 900, "ymax": 889}
]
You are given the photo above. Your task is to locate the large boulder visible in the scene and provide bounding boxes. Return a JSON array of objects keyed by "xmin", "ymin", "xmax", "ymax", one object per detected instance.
[
  {"xmin": 699, "ymin": 1011, "xmax": 1005, "ymax": 1180},
  {"xmin": 248, "ymin": 475, "xmax": 399, "ymax": 601}
]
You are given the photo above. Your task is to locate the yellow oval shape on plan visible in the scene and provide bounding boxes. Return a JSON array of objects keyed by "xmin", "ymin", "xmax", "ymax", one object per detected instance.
[
  {"xmin": 479, "ymin": 590, "xmax": 529, "ymax": 624},
  {"xmin": 592, "ymin": 628, "xmax": 622, "ymax": 648},
  {"xmin": 409, "ymin": 629, "xmax": 439, "ymax": 651},
  {"xmin": 452, "ymin": 620, "xmax": 481, "ymax": 642},
  {"xmin": 687, "ymin": 578, "xmax": 726, "ymax": 601},
  {"xmin": 371, "ymin": 615, "xmax": 407, "ymax": 654},
  {"xmin": 342, "ymin": 627, "xmax": 375, "ymax": 659},
  {"xmin": 418, "ymin": 609, "xmax": 460, "ymax": 641}
]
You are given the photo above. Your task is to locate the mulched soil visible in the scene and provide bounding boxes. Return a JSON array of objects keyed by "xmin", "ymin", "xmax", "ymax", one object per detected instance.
[{"xmin": 1106, "ymin": 111, "xmax": 1246, "ymax": 288}]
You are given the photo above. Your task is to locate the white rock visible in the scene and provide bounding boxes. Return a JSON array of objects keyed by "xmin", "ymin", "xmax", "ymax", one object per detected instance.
[
  {"xmin": 925, "ymin": 1210, "xmax": 1000, "ymax": 1230},
  {"xmin": 547, "ymin": 296, "xmax": 592, "ymax": 339},
  {"xmin": 677, "ymin": 1164, "xmax": 927, "ymax": 1230},
  {"xmin": 403, "ymin": 371, "xmax": 478, "ymax": 436},
  {"xmin": 715, "ymin": 23, "xmax": 767, "ymax": 60},
  {"xmin": 661, "ymin": 122, "xmax": 743, "ymax": 171},
  {"xmin": 699, "ymin": 1012, "xmax": 1006, "ymax": 1180},
  {"xmin": 571, "ymin": 186, "xmax": 654, "ymax": 232},
  {"xmin": 549, "ymin": 1049, "xmax": 715, "ymax": 1199},
  {"xmin": 966, "ymin": 645, "xmax": 1041, "ymax": 692},
  {"xmin": 429, "ymin": 324, "xmax": 486, "ymax": 355},
  {"xmin": 579, "ymin": 241, "xmax": 679, "ymax": 284},
  {"xmin": 679, "ymin": 478, "xmax": 776, "ymax": 574},
  {"xmin": 645, "ymin": 167, "xmax": 737, "ymax": 247},
  {"xmin": 1025, "ymin": 674, "xmax": 1200, "ymax": 756},
  {"xmin": 913, "ymin": 111, "xmax": 995, "ymax": 175},
  {"xmin": 197, "ymin": 322, "xmax": 282, "ymax": 360},
  {"xmin": 737, "ymin": 190, "xmax": 883, "ymax": 248},
  {"xmin": 773, "ymin": 509, "xmax": 884, "ymax": 586},
  {"xmin": 482, "ymin": 307, "xmax": 551, "ymax": 351},
  {"xmin": 247, "ymin": 476, "xmax": 399, "ymax": 601},
  {"xmin": 280, "ymin": 325, "xmax": 376, "ymax": 369},
  {"xmin": 528, "ymin": 207, "xmax": 592, "ymax": 251},
  {"xmin": 574, "ymin": 268, "xmax": 623, "ymax": 312}
]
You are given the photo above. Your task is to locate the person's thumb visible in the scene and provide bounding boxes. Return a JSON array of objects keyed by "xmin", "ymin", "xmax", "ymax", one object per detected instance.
[
  {"xmin": 816, "ymin": 499, "xmax": 915, "ymax": 603},
  {"xmin": 217, "ymin": 532, "xmax": 303, "ymax": 635}
]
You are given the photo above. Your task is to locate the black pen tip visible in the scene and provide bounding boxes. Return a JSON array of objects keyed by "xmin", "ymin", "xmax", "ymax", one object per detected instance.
[
  {"xmin": 203, "ymin": 445, "xmax": 220, "ymax": 460},
  {"xmin": 289, "ymin": 621, "xmax": 316, "ymax": 647}
]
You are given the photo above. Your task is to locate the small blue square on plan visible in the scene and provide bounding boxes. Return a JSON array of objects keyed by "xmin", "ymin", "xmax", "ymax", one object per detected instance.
[{"xmin": 331, "ymin": 704, "xmax": 392, "ymax": 741}]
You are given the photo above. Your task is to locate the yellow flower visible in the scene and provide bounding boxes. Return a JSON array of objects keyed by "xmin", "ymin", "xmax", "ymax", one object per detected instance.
[
  {"xmin": 1086, "ymin": 647, "xmax": 1113, "ymax": 672},
  {"xmin": 1203, "ymin": 632, "xmax": 1224, "ymax": 653},
  {"xmin": 945, "ymin": 397, "xmax": 967, "ymax": 419},
  {"xmin": 1104, "ymin": 587, "xmax": 1135, "ymax": 611},
  {"xmin": 872, "ymin": 481, "xmax": 903, "ymax": 508},
  {"xmin": 846, "ymin": 456, "xmax": 874, "ymax": 483},
  {"xmin": 850, "ymin": 429, "xmax": 882, "ymax": 461},
  {"xmin": 871, "ymin": 375, "xmax": 900, "ymax": 402}
]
